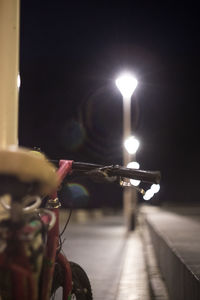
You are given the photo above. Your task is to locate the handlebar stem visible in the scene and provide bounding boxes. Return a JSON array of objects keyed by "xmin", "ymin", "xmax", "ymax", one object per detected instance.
[{"xmin": 50, "ymin": 160, "xmax": 73, "ymax": 199}]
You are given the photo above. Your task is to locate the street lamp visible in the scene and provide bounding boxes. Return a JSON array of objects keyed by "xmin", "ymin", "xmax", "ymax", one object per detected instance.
[
  {"xmin": 115, "ymin": 72, "xmax": 138, "ymax": 231},
  {"xmin": 115, "ymin": 73, "xmax": 138, "ymax": 98},
  {"xmin": 127, "ymin": 161, "xmax": 141, "ymax": 187},
  {"xmin": 115, "ymin": 73, "xmax": 138, "ymax": 153},
  {"xmin": 143, "ymin": 184, "xmax": 160, "ymax": 201},
  {"xmin": 124, "ymin": 135, "xmax": 140, "ymax": 155}
]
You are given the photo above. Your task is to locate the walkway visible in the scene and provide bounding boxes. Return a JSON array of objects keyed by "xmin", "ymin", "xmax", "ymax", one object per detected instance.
[{"xmin": 56, "ymin": 210, "xmax": 151, "ymax": 300}]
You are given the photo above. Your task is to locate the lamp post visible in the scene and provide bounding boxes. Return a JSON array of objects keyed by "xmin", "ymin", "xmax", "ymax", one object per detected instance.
[{"xmin": 115, "ymin": 72, "xmax": 138, "ymax": 231}]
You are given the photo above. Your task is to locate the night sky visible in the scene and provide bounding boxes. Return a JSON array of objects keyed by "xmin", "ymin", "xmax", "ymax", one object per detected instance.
[{"xmin": 18, "ymin": 1, "xmax": 200, "ymax": 207}]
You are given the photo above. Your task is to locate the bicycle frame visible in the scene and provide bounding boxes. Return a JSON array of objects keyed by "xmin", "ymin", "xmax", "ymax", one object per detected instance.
[
  {"xmin": 40, "ymin": 160, "xmax": 73, "ymax": 300},
  {"xmin": 0, "ymin": 159, "xmax": 74, "ymax": 300}
]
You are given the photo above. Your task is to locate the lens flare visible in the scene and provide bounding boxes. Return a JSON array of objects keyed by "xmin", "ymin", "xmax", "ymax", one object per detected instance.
[
  {"xmin": 67, "ymin": 183, "xmax": 89, "ymax": 198},
  {"xmin": 61, "ymin": 119, "xmax": 85, "ymax": 151},
  {"xmin": 62, "ymin": 183, "xmax": 90, "ymax": 208}
]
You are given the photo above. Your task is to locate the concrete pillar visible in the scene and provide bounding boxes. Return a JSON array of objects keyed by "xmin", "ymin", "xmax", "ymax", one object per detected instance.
[{"xmin": 0, "ymin": 0, "xmax": 20, "ymax": 148}]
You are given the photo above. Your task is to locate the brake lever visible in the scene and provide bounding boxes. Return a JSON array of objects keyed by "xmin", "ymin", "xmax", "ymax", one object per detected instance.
[
  {"xmin": 85, "ymin": 167, "xmax": 117, "ymax": 183},
  {"xmin": 119, "ymin": 179, "xmax": 145, "ymax": 195}
]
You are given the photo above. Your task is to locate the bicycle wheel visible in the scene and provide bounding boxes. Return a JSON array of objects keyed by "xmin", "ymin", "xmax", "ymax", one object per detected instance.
[{"xmin": 70, "ymin": 261, "xmax": 93, "ymax": 300}]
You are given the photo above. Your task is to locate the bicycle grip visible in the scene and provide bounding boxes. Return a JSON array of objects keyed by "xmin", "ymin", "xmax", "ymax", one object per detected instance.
[{"xmin": 112, "ymin": 167, "xmax": 161, "ymax": 184}]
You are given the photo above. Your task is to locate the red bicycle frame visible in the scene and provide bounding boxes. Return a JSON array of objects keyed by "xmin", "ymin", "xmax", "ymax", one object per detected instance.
[
  {"xmin": 40, "ymin": 160, "xmax": 74, "ymax": 300},
  {"xmin": 0, "ymin": 160, "xmax": 74, "ymax": 300}
]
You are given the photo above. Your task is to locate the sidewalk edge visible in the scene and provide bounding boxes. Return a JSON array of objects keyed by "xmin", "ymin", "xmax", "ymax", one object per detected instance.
[{"xmin": 139, "ymin": 212, "xmax": 169, "ymax": 300}]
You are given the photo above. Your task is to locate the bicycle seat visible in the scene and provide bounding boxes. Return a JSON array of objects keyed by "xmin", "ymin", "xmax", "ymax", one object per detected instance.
[{"xmin": 0, "ymin": 146, "xmax": 59, "ymax": 197}]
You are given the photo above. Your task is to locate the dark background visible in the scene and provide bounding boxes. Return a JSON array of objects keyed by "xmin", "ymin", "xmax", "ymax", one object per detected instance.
[{"xmin": 19, "ymin": 1, "xmax": 200, "ymax": 208}]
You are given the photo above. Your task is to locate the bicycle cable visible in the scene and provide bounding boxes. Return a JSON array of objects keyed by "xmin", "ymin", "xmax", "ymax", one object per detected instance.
[
  {"xmin": 56, "ymin": 208, "xmax": 73, "ymax": 256},
  {"xmin": 59, "ymin": 207, "xmax": 73, "ymax": 237}
]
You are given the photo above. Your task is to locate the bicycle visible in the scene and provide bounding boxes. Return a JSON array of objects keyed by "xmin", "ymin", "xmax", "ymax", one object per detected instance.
[{"xmin": 0, "ymin": 146, "xmax": 160, "ymax": 300}]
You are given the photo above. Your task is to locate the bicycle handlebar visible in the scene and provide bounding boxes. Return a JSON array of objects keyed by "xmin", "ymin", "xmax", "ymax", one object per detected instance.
[
  {"xmin": 71, "ymin": 162, "xmax": 161, "ymax": 184},
  {"xmin": 51, "ymin": 160, "xmax": 161, "ymax": 184}
]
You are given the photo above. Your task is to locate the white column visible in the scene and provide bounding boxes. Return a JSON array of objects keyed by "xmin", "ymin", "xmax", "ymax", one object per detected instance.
[
  {"xmin": 123, "ymin": 96, "xmax": 131, "ymax": 166},
  {"xmin": 115, "ymin": 72, "xmax": 138, "ymax": 231},
  {"xmin": 122, "ymin": 96, "xmax": 132, "ymax": 230},
  {"xmin": 0, "ymin": 0, "xmax": 20, "ymax": 148}
]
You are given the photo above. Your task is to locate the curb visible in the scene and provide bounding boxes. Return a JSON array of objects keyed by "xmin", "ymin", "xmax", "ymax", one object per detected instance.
[{"xmin": 139, "ymin": 211, "xmax": 169, "ymax": 300}]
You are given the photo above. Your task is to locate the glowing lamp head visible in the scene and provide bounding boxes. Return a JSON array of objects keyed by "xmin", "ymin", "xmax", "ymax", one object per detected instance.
[
  {"xmin": 150, "ymin": 184, "xmax": 160, "ymax": 194},
  {"xmin": 115, "ymin": 73, "xmax": 138, "ymax": 98},
  {"xmin": 127, "ymin": 161, "xmax": 141, "ymax": 187},
  {"xmin": 143, "ymin": 189, "xmax": 154, "ymax": 201},
  {"xmin": 124, "ymin": 136, "xmax": 140, "ymax": 154}
]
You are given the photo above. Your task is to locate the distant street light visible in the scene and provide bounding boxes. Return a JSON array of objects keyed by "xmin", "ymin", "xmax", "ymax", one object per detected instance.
[
  {"xmin": 151, "ymin": 184, "xmax": 160, "ymax": 194},
  {"xmin": 115, "ymin": 72, "xmax": 138, "ymax": 231},
  {"xmin": 143, "ymin": 184, "xmax": 160, "ymax": 201},
  {"xmin": 116, "ymin": 73, "xmax": 138, "ymax": 98},
  {"xmin": 115, "ymin": 71, "xmax": 138, "ymax": 165},
  {"xmin": 127, "ymin": 161, "xmax": 141, "ymax": 187},
  {"xmin": 143, "ymin": 189, "xmax": 154, "ymax": 201},
  {"xmin": 124, "ymin": 136, "xmax": 140, "ymax": 155}
]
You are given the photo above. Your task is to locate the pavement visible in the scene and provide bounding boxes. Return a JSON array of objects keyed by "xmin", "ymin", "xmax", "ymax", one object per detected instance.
[
  {"xmin": 56, "ymin": 209, "xmax": 151, "ymax": 300},
  {"xmin": 54, "ymin": 204, "xmax": 200, "ymax": 300}
]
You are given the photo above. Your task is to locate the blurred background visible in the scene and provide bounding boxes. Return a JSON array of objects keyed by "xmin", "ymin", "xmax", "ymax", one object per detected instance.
[{"xmin": 18, "ymin": 1, "xmax": 200, "ymax": 209}]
